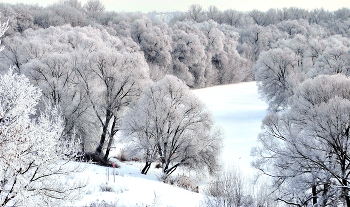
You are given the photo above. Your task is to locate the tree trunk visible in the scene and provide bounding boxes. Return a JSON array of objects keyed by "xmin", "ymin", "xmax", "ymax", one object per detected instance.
[
  {"xmin": 312, "ymin": 185, "xmax": 317, "ymax": 205},
  {"xmin": 161, "ymin": 161, "xmax": 170, "ymax": 180},
  {"xmin": 346, "ymin": 196, "xmax": 350, "ymax": 207},
  {"xmin": 342, "ymin": 178, "xmax": 350, "ymax": 207},
  {"xmin": 103, "ymin": 116, "xmax": 118, "ymax": 162},
  {"xmin": 166, "ymin": 165, "xmax": 178, "ymax": 176},
  {"xmin": 341, "ymin": 158, "xmax": 350, "ymax": 207},
  {"xmin": 321, "ymin": 183, "xmax": 329, "ymax": 207},
  {"xmin": 141, "ymin": 162, "xmax": 151, "ymax": 174},
  {"xmin": 95, "ymin": 110, "xmax": 112, "ymax": 155},
  {"xmin": 161, "ymin": 142, "xmax": 168, "ymax": 178},
  {"xmin": 103, "ymin": 136, "xmax": 113, "ymax": 162}
]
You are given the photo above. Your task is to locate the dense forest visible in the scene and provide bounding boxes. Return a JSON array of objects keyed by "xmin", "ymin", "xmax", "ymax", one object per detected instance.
[{"xmin": 2, "ymin": 0, "xmax": 350, "ymax": 206}]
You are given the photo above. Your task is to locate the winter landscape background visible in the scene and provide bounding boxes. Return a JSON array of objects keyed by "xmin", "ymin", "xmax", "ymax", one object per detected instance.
[{"xmin": 2, "ymin": 0, "xmax": 350, "ymax": 206}]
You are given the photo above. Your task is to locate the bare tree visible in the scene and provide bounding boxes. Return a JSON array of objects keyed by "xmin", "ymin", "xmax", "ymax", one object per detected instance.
[{"xmin": 122, "ymin": 75, "xmax": 222, "ymax": 177}]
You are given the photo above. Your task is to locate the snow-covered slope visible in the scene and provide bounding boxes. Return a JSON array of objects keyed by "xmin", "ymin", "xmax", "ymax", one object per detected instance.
[
  {"xmin": 69, "ymin": 161, "xmax": 205, "ymax": 207},
  {"xmin": 193, "ymin": 81, "xmax": 268, "ymax": 174},
  {"xmin": 68, "ymin": 81, "xmax": 267, "ymax": 207}
]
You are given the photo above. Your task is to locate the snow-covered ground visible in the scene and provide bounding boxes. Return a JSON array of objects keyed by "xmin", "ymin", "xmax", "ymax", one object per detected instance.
[
  {"xmin": 67, "ymin": 81, "xmax": 268, "ymax": 207},
  {"xmin": 193, "ymin": 81, "xmax": 268, "ymax": 175},
  {"xmin": 68, "ymin": 161, "xmax": 205, "ymax": 207}
]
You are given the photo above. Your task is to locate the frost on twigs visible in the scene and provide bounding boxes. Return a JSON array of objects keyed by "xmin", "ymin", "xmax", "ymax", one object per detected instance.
[
  {"xmin": 0, "ymin": 69, "xmax": 86, "ymax": 207},
  {"xmin": 122, "ymin": 75, "xmax": 222, "ymax": 178},
  {"xmin": 0, "ymin": 16, "xmax": 9, "ymax": 52}
]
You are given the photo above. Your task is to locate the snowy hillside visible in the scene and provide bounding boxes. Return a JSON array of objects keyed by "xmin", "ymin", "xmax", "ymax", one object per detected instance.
[
  {"xmin": 68, "ymin": 161, "xmax": 205, "ymax": 207},
  {"xmin": 193, "ymin": 81, "xmax": 268, "ymax": 174},
  {"xmin": 68, "ymin": 81, "xmax": 268, "ymax": 207}
]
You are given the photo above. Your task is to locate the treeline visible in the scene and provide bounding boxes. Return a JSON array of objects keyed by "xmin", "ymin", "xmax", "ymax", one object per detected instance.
[
  {"xmin": 0, "ymin": 0, "xmax": 251, "ymax": 89},
  {"xmin": 2, "ymin": 1, "xmax": 350, "ymax": 90}
]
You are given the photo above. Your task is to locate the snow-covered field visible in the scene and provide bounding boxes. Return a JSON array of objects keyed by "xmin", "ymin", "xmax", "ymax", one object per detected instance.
[
  {"xmin": 193, "ymin": 82, "xmax": 268, "ymax": 174},
  {"xmin": 67, "ymin": 81, "xmax": 268, "ymax": 207}
]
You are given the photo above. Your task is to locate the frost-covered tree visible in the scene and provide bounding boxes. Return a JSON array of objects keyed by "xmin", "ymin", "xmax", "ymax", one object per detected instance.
[
  {"xmin": 332, "ymin": 18, "xmax": 350, "ymax": 38},
  {"xmin": 0, "ymin": 33, "xmax": 34, "ymax": 72},
  {"xmin": 253, "ymin": 48, "xmax": 298, "ymax": 111},
  {"xmin": 122, "ymin": 75, "xmax": 222, "ymax": 177},
  {"xmin": 47, "ymin": 3, "xmax": 87, "ymax": 27},
  {"xmin": 308, "ymin": 8, "xmax": 331, "ymax": 25},
  {"xmin": 206, "ymin": 6, "xmax": 224, "ymax": 24},
  {"xmin": 272, "ymin": 34, "xmax": 317, "ymax": 76},
  {"xmin": 0, "ymin": 4, "xmax": 33, "ymax": 35},
  {"xmin": 276, "ymin": 19, "xmax": 309, "ymax": 37},
  {"xmin": 248, "ymin": 10, "xmax": 268, "ymax": 26},
  {"xmin": 130, "ymin": 18, "xmax": 173, "ymax": 80},
  {"xmin": 253, "ymin": 74, "xmax": 350, "ymax": 206},
  {"xmin": 83, "ymin": 0, "xmax": 105, "ymax": 21},
  {"xmin": 78, "ymin": 43, "xmax": 149, "ymax": 162},
  {"xmin": 196, "ymin": 21, "xmax": 249, "ymax": 84},
  {"xmin": 188, "ymin": 4, "xmax": 205, "ymax": 22},
  {"xmin": 84, "ymin": 0, "xmax": 105, "ymax": 13},
  {"xmin": 171, "ymin": 21, "xmax": 209, "ymax": 88},
  {"xmin": 0, "ymin": 69, "xmax": 85, "ymax": 207},
  {"xmin": 238, "ymin": 25, "xmax": 287, "ymax": 63},
  {"xmin": 203, "ymin": 164, "xmax": 253, "ymax": 207},
  {"xmin": 59, "ymin": 0, "xmax": 83, "ymax": 10},
  {"xmin": 0, "ymin": 25, "xmax": 105, "ymax": 151},
  {"xmin": 223, "ymin": 9, "xmax": 242, "ymax": 28},
  {"xmin": 0, "ymin": 16, "xmax": 8, "ymax": 52},
  {"xmin": 308, "ymin": 35, "xmax": 350, "ymax": 77}
]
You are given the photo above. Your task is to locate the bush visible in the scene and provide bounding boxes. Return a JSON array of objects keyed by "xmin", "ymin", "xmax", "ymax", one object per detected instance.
[
  {"xmin": 158, "ymin": 174, "xmax": 198, "ymax": 193},
  {"xmin": 175, "ymin": 174, "xmax": 198, "ymax": 193},
  {"xmin": 88, "ymin": 200, "xmax": 118, "ymax": 207},
  {"xmin": 99, "ymin": 182, "xmax": 115, "ymax": 192}
]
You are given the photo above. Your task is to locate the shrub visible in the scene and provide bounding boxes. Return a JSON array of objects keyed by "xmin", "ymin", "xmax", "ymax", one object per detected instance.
[{"xmin": 99, "ymin": 182, "xmax": 115, "ymax": 192}]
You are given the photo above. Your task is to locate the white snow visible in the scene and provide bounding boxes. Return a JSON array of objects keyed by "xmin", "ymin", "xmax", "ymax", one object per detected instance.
[
  {"xmin": 67, "ymin": 81, "xmax": 268, "ymax": 207},
  {"xmin": 193, "ymin": 81, "xmax": 268, "ymax": 175},
  {"xmin": 68, "ymin": 161, "xmax": 205, "ymax": 207}
]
